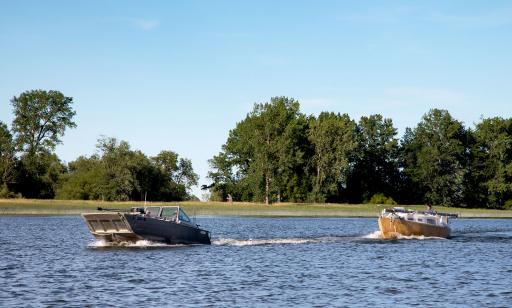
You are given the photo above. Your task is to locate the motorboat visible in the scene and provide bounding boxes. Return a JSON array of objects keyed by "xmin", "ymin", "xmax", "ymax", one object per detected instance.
[
  {"xmin": 378, "ymin": 207, "xmax": 457, "ymax": 239},
  {"xmin": 82, "ymin": 205, "xmax": 211, "ymax": 245}
]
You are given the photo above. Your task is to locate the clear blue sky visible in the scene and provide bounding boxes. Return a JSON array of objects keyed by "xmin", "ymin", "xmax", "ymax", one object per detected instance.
[{"xmin": 1, "ymin": 1, "xmax": 511, "ymax": 199}]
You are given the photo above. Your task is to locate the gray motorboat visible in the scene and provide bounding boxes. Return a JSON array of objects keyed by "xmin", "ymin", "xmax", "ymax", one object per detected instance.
[{"xmin": 82, "ymin": 205, "xmax": 211, "ymax": 245}]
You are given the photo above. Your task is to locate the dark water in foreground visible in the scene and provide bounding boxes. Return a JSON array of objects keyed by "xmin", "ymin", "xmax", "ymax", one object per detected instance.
[{"xmin": 1, "ymin": 216, "xmax": 512, "ymax": 307}]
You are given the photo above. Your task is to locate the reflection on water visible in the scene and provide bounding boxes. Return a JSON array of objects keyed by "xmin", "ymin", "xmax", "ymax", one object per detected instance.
[{"xmin": 1, "ymin": 216, "xmax": 512, "ymax": 306}]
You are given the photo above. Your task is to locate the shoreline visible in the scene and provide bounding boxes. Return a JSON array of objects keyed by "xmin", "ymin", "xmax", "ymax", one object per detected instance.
[{"xmin": 1, "ymin": 199, "xmax": 512, "ymax": 218}]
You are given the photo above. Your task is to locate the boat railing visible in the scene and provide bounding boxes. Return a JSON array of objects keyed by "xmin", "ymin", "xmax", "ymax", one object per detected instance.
[{"xmin": 436, "ymin": 212, "xmax": 458, "ymax": 218}]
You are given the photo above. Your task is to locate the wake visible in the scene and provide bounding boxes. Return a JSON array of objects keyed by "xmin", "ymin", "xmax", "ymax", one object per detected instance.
[
  {"xmin": 362, "ymin": 230, "xmax": 446, "ymax": 240},
  {"xmin": 213, "ymin": 238, "xmax": 315, "ymax": 246},
  {"xmin": 214, "ymin": 235, "xmax": 364, "ymax": 246},
  {"xmin": 88, "ymin": 232, "xmax": 448, "ymax": 249},
  {"xmin": 88, "ymin": 239, "xmax": 183, "ymax": 248}
]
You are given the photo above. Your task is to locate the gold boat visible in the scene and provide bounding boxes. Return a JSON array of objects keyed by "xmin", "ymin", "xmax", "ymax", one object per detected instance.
[{"xmin": 378, "ymin": 207, "xmax": 456, "ymax": 239}]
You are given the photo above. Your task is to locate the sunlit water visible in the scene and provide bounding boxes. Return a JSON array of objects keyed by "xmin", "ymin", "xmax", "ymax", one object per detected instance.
[{"xmin": 1, "ymin": 216, "xmax": 512, "ymax": 307}]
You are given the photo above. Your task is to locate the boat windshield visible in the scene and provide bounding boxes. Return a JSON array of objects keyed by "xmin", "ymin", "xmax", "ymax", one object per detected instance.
[
  {"xmin": 162, "ymin": 207, "xmax": 179, "ymax": 220},
  {"xmin": 179, "ymin": 209, "xmax": 191, "ymax": 223},
  {"xmin": 142, "ymin": 206, "xmax": 192, "ymax": 223},
  {"xmin": 145, "ymin": 206, "xmax": 161, "ymax": 218}
]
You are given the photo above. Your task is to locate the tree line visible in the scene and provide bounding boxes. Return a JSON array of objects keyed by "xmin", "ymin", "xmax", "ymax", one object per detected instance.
[
  {"xmin": 206, "ymin": 97, "xmax": 512, "ymax": 209},
  {"xmin": 2, "ymin": 91, "xmax": 511, "ymax": 208},
  {"xmin": 0, "ymin": 90, "xmax": 199, "ymax": 201}
]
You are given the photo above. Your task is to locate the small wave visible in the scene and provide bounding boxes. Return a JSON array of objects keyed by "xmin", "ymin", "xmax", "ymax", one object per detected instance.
[
  {"xmin": 361, "ymin": 231, "xmax": 446, "ymax": 240},
  {"xmin": 395, "ymin": 234, "xmax": 446, "ymax": 240},
  {"xmin": 213, "ymin": 236, "xmax": 359, "ymax": 246},
  {"xmin": 88, "ymin": 239, "xmax": 180, "ymax": 248},
  {"xmin": 362, "ymin": 231, "xmax": 382, "ymax": 239},
  {"xmin": 213, "ymin": 238, "xmax": 313, "ymax": 246}
]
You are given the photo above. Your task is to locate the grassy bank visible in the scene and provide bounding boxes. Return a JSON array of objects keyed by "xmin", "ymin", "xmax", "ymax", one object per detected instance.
[{"xmin": 1, "ymin": 199, "xmax": 512, "ymax": 218}]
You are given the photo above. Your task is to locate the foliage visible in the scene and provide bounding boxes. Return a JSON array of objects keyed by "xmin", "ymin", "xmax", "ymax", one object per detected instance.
[
  {"xmin": 5, "ymin": 90, "xmax": 76, "ymax": 198},
  {"xmin": 55, "ymin": 155, "xmax": 105, "ymax": 200},
  {"xmin": 56, "ymin": 137, "xmax": 198, "ymax": 201},
  {"xmin": 11, "ymin": 90, "xmax": 76, "ymax": 155},
  {"xmin": 402, "ymin": 109, "xmax": 468, "ymax": 206},
  {"xmin": 15, "ymin": 152, "xmax": 65, "ymax": 199},
  {"xmin": 308, "ymin": 112, "xmax": 356, "ymax": 202},
  {"xmin": 504, "ymin": 200, "xmax": 512, "ymax": 210},
  {"xmin": 367, "ymin": 193, "xmax": 397, "ymax": 205},
  {"xmin": 208, "ymin": 97, "xmax": 310, "ymax": 204},
  {"xmin": 469, "ymin": 118, "xmax": 512, "ymax": 208},
  {"xmin": 346, "ymin": 115, "xmax": 400, "ymax": 203},
  {"xmin": 0, "ymin": 122, "xmax": 16, "ymax": 189},
  {"xmin": 4, "ymin": 90, "xmax": 512, "ymax": 208},
  {"xmin": 207, "ymin": 101, "xmax": 512, "ymax": 208}
]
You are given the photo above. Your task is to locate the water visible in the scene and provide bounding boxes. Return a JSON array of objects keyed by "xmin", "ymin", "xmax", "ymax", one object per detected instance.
[{"xmin": 1, "ymin": 216, "xmax": 512, "ymax": 307}]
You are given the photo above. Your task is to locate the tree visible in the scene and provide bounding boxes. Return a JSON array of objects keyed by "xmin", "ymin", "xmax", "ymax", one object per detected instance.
[
  {"xmin": 8, "ymin": 90, "xmax": 76, "ymax": 198},
  {"xmin": 153, "ymin": 150, "xmax": 199, "ymax": 200},
  {"xmin": 55, "ymin": 155, "xmax": 105, "ymax": 200},
  {"xmin": 346, "ymin": 115, "xmax": 400, "ymax": 203},
  {"xmin": 57, "ymin": 138, "xmax": 199, "ymax": 201},
  {"xmin": 208, "ymin": 97, "xmax": 307, "ymax": 204},
  {"xmin": 15, "ymin": 151, "xmax": 65, "ymax": 199},
  {"xmin": 308, "ymin": 112, "xmax": 357, "ymax": 202},
  {"xmin": 274, "ymin": 114, "xmax": 311, "ymax": 202},
  {"xmin": 207, "ymin": 152, "xmax": 239, "ymax": 201},
  {"xmin": 11, "ymin": 90, "xmax": 76, "ymax": 156},
  {"xmin": 403, "ymin": 109, "xmax": 468, "ymax": 206},
  {"xmin": 96, "ymin": 137, "xmax": 143, "ymax": 201},
  {"xmin": 175, "ymin": 158, "xmax": 199, "ymax": 190},
  {"xmin": 470, "ymin": 117, "xmax": 512, "ymax": 208},
  {"xmin": 0, "ymin": 122, "xmax": 16, "ymax": 196}
]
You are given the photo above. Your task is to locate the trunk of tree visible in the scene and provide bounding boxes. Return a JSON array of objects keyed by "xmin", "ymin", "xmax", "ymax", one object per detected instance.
[{"xmin": 265, "ymin": 172, "xmax": 269, "ymax": 205}]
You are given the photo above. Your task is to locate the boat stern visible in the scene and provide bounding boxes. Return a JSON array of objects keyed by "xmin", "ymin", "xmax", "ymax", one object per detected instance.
[{"xmin": 82, "ymin": 212, "xmax": 141, "ymax": 242}]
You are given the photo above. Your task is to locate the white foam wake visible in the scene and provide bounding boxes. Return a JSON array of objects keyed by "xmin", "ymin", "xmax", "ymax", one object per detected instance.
[
  {"xmin": 213, "ymin": 238, "xmax": 314, "ymax": 246},
  {"xmin": 88, "ymin": 239, "xmax": 179, "ymax": 248},
  {"xmin": 394, "ymin": 234, "xmax": 446, "ymax": 240},
  {"xmin": 360, "ymin": 231, "xmax": 446, "ymax": 240},
  {"xmin": 362, "ymin": 231, "xmax": 383, "ymax": 239}
]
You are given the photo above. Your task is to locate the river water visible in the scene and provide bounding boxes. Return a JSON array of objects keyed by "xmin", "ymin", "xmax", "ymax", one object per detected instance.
[{"xmin": 1, "ymin": 216, "xmax": 511, "ymax": 307}]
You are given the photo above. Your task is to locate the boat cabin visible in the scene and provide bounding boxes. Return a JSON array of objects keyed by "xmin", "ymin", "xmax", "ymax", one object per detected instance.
[
  {"xmin": 381, "ymin": 207, "xmax": 449, "ymax": 227},
  {"xmin": 131, "ymin": 206, "xmax": 194, "ymax": 224}
]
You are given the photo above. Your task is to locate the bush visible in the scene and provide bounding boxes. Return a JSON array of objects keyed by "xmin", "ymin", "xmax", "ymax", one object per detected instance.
[
  {"xmin": 504, "ymin": 200, "xmax": 512, "ymax": 210},
  {"xmin": 367, "ymin": 193, "xmax": 397, "ymax": 205},
  {"xmin": 0, "ymin": 183, "xmax": 8, "ymax": 198},
  {"xmin": 0, "ymin": 183, "xmax": 21, "ymax": 199}
]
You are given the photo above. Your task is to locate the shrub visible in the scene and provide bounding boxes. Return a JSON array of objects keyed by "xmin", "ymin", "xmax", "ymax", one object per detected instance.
[
  {"xmin": 504, "ymin": 200, "xmax": 512, "ymax": 210},
  {"xmin": 367, "ymin": 193, "xmax": 397, "ymax": 205}
]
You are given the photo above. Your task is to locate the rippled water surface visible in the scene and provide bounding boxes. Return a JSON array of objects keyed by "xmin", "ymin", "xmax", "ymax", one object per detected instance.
[{"xmin": 1, "ymin": 216, "xmax": 512, "ymax": 307}]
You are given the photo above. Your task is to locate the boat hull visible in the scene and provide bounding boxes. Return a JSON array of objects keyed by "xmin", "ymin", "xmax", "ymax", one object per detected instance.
[
  {"xmin": 124, "ymin": 214, "xmax": 211, "ymax": 245},
  {"xmin": 378, "ymin": 216, "xmax": 450, "ymax": 239},
  {"xmin": 82, "ymin": 213, "xmax": 211, "ymax": 245}
]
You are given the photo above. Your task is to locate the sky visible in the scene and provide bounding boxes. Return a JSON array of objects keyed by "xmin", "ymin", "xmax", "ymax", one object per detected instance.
[{"xmin": 1, "ymin": 1, "xmax": 511, "ymax": 199}]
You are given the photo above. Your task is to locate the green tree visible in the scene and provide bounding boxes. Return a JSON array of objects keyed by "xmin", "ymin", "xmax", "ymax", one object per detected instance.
[
  {"xmin": 207, "ymin": 152, "xmax": 241, "ymax": 201},
  {"xmin": 470, "ymin": 117, "xmax": 512, "ymax": 208},
  {"xmin": 11, "ymin": 90, "xmax": 76, "ymax": 156},
  {"xmin": 346, "ymin": 115, "xmax": 400, "ymax": 203},
  {"xmin": 55, "ymin": 155, "xmax": 105, "ymax": 200},
  {"xmin": 153, "ymin": 150, "xmax": 199, "ymax": 200},
  {"xmin": 9, "ymin": 90, "xmax": 76, "ymax": 198},
  {"xmin": 0, "ymin": 122, "xmax": 16, "ymax": 196},
  {"xmin": 96, "ymin": 137, "xmax": 143, "ymax": 201},
  {"xmin": 175, "ymin": 158, "xmax": 199, "ymax": 190},
  {"xmin": 57, "ymin": 138, "xmax": 198, "ymax": 201},
  {"xmin": 209, "ymin": 97, "xmax": 307, "ymax": 204},
  {"xmin": 16, "ymin": 151, "xmax": 65, "ymax": 198},
  {"xmin": 308, "ymin": 112, "xmax": 357, "ymax": 202},
  {"xmin": 275, "ymin": 113, "xmax": 311, "ymax": 202},
  {"xmin": 403, "ymin": 109, "xmax": 468, "ymax": 206}
]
